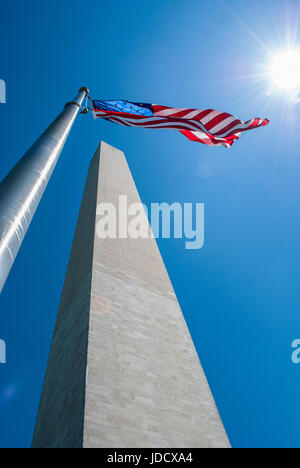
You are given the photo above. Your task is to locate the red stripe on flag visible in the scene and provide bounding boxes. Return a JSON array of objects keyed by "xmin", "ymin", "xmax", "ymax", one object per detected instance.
[
  {"xmin": 213, "ymin": 119, "xmax": 242, "ymax": 136},
  {"xmin": 204, "ymin": 112, "xmax": 233, "ymax": 131}
]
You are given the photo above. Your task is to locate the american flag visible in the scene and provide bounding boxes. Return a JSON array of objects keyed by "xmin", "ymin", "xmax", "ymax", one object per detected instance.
[{"xmin": 92, "ymin": 99, "xmax": 269, "ymax": 148}]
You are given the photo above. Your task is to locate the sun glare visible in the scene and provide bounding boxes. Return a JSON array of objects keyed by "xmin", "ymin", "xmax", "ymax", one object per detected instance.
[{"xmin": 270, "ymin": 49, "xmax": 300, "ymax": 90}]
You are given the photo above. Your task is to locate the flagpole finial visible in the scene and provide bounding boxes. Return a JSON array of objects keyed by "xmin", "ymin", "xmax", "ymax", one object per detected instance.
[{"xmin": 79, "ymin": 86, "xmax": 90, "ymax": 95}]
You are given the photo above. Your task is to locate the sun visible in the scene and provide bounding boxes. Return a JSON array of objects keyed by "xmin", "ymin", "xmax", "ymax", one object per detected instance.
[{"xmin": 270, "ymin": 49, "xmax": 300, "ymax": 90}]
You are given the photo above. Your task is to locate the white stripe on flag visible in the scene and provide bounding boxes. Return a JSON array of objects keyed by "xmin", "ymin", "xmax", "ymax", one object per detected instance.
[
  {"xmin": 200, "ymin": 110, "xmax": 223, "ymax": 125},
  {"xmin": 183, "ymin": 109, "xmax": 204, "ymax": 119},
  {"xmin": 155, "ymin": 107, "xmax": 187, "ymax": 117},
  {"xmin": 209, "ymin": 115, "xmax": 238, "ymax": 134}
]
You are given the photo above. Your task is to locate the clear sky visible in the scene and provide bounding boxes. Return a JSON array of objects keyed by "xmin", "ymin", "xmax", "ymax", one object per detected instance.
[{"xmin": 1, "ymin": 0, "xmax": 300, "ymax": 448}]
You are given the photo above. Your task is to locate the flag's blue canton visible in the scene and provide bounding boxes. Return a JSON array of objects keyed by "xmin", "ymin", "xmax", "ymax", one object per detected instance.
[{"xmin": 93, "ymin": 100, "xmax": 154, "ymax": 116}]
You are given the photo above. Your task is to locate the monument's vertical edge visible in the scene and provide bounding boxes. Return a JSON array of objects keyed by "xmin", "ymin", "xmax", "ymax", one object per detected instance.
[{"xmin": 32, "ymin": 150, "xmax": 101, "ymax": 448}]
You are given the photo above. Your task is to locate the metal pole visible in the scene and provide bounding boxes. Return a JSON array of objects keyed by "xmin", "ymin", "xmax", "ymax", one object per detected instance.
[{"xmin": 0, "ymin": 86, "xmax": 89, "ymax": 293}]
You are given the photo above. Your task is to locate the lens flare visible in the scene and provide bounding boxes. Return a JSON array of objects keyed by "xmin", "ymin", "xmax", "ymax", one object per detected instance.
[{"xmin": 270, "ymin": 49, "xmax": 300, "ymax": 90}]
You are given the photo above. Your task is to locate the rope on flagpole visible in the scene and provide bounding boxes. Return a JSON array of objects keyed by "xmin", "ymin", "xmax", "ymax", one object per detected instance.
[{"xmin": 80, "ymin": 94, "xmax": 94, "ymax": 115}]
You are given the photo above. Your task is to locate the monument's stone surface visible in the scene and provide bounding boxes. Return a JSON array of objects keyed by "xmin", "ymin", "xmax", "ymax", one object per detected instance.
[{"xmin": 32, "ymin": 142, "xmax": 230, "ymax": 448}]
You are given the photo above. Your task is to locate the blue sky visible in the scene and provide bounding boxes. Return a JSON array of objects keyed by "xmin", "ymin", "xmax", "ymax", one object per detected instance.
[{"xmin": 1, "ymin": 0, "xmax": 300, "ymax": 448}]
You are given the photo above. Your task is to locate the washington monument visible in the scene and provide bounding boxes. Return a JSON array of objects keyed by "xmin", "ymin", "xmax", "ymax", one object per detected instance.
[{"xmin": 32, "ymin": 141, "xmax": 230, "ymax": 448}]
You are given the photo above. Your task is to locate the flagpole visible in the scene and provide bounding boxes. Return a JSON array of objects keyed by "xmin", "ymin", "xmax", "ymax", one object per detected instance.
[{"xmin": 0, "ymin": 86, "xmax": 89, "ymax": 293}]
